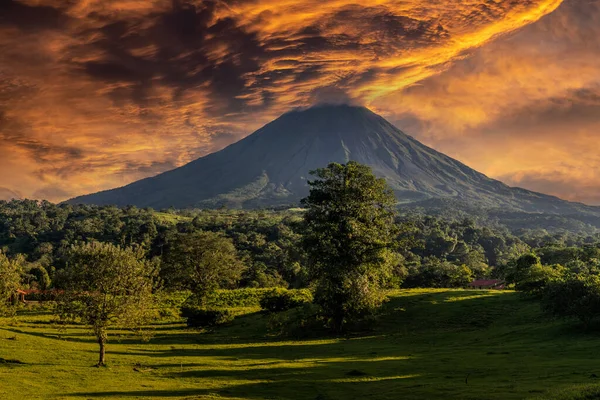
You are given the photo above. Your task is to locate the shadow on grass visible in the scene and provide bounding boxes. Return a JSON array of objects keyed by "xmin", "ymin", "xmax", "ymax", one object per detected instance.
[
  {"xmin": 379, "ymin": 290, "xmax": 535, "ymax": 333},
  {"xmin": 110, "ymin": 334, "xmax": 387, "ymax": 361},
  {"xmin": 0, "ymin": 324, "xmax": 200, "ymax": 346},
  {"xmin": 68, "ymin": 357, "xmax": 419, "ymax": 399},
  {"xmin": 23, "ymin": 290, "xmax": 566, "ymax": 399}
]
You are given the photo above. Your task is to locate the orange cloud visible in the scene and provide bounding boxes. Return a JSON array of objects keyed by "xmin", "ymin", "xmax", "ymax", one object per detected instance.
[
  {"xmin": 375, "ymin": 0, "xmax": 600, "ymax": 203},
  {"xmin": 0, "ymin": 0, "xmax": 581, "ymax": 203}
]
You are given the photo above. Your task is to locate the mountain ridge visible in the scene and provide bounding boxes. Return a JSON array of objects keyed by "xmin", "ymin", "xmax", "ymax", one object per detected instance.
[{"xmin": 68, "ymin": 105, "xmax": 600, "ymax": 216}]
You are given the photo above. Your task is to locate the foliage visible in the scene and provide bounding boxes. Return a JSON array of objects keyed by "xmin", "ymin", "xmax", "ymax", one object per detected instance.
[
  {"xmin": 542, "ymin": 273, "xmax": 600, "ymax": 328},
  {"xmin": 28, "ymin": 265, "xmax": 51, "ymax": 290},
  {"xmin": 2, "ymin": 199, "xmax": 600, "ymax": 293},
  {"xmin": 204, "ymin": 288, "xmax": 281, "ymax": 308},
  {"xmin": 516, "ymin": 263, "xmax": 566, "ymax": 297},
  {"xmin": 180, "ymin": 306, "xmax": 234, "ymax": 328},
  {"xmin": 0, "ymin": 251, "xmax": 23, "ymax": 315},
  {"xmin": 259, "ymin": 288, "xmax": 313, "ymax": 313},
  {"xmin": 56, "ymin": 242, "xmax": 158, "ymax": 366},
  {"xmin": 161, "ymin": 231, "xmax": 245, "ymax": 302},
  {"xmin": 404, "ymin": 259, "xmax": 474, "ymax": 288},
  {"xmin": 302, "ymin": 162, "xmax": 400, "ymax": 331},
  {"xmin": 505, "ymin": 253, "xmax": 543, "ymax": 286}
]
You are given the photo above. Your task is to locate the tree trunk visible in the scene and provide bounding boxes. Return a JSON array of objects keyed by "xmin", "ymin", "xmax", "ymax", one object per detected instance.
[
  {"xmin": 97, "ymin": 337, "xmax": 106, "ymax": 367},
  {"xmin": 95, "ymin": 327, "xmax": 107, "ymax": 367}
]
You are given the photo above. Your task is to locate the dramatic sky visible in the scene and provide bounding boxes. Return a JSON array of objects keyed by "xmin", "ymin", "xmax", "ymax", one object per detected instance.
[{"xmin": 1, "ymin": 0, "xmax": 599, "ymax": 204}]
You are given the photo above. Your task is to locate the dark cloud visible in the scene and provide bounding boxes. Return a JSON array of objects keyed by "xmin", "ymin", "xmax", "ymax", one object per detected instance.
[
  {"xmin": 0, "ymin": 0, "xmax": 575, "ymax": 202},
  {"xmin": 83, "ymin": 61, "xmax": 151, "ymax": 83},
  {"xmin": 0, "ymin": 113, "xmax": 84, "ymax": 165},
  {"xmin": 68, "ymin": 0, "xmax": 268, "ymax": 113},
  {"xmin": 0, "ymin": 0, "xmax": 71, "ymax": 31}
]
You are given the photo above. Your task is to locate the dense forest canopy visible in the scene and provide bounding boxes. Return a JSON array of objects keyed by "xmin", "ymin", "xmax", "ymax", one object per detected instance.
[{"xmin": 2, "ymin": 199, "xmax": 600, "ymax": 292}]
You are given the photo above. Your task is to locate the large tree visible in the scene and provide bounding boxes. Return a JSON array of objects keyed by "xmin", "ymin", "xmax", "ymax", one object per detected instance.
[
  {"xmin": 0, "ymin": 252, "xmax": 23, "ymax": 315},
  {"xmin": 302, "ymin": 161, "xmax": 400, "ymax": 331},
  {"xmin": 161, "ymin": 231, "xmax": 245, "ymax": 303},
  {"xmin": 56, "ymin": 242, "xmax": 158, "ymax": 366}
]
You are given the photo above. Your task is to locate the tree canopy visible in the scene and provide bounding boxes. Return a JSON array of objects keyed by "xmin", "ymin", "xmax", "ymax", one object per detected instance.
[
  {"xmin": 0, "ymin": 251, "xmax": 23, "ymax": 315},
  {"xmin": 302, "ymin": 161, "xmax": 400, "ymax": 331},
  {"xmin": 161, "ymin": 231, "xmax": 245, "ymax": 303},
  {"xmin": 56, "ymin": 242, "xmax": 158, "ymax": 366}
]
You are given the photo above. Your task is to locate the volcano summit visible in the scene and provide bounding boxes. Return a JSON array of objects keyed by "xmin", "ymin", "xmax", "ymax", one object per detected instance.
[{"xmin": 68, "ymin": 105, "xmax": 598, "ymax": 215}]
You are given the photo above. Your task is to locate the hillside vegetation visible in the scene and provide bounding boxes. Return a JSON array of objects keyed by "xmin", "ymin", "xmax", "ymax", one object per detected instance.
[
  {"xmin": 3, "ymin": 199, "xmax": 600, "ymax": 297},
  {"xmin": 2, "ymin": 289, "xmax": 600, "ymax": 400}
]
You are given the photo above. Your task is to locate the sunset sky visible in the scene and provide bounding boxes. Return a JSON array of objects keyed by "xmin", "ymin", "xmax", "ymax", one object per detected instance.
[{"xmin": 1, "ymin": 0, "xmax": 599, "ymax": 204}]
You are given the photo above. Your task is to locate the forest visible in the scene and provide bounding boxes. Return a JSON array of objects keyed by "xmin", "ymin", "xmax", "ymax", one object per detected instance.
[{"xmin": 1, "ymin": 198, "xmax": 599, "ymax": 294}]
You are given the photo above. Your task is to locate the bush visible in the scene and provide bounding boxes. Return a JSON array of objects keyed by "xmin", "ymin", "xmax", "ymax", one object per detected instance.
[
  {"xmin": 154, "ymin": 291, "xmax": 191, "ymax": 320},
  {"xmin": 516, "ymin": 264, "xmax": 565, "ymax": 297},
  {"xmin": 259, "ymin": 288, "xmax": 312, "ymax": 313},
  {"xmin": 404, "ymin": 260, "xmax": 474, "ymax": 288},
  {"xmin": 541, "ymin": 273, "xmax": 600, "ymax": 328},
  {"xmin": 28, "ymin": 266, "xmax": 52, "ymax": 290},
  {"xmin": 267, "ymin": 303, "xmax": 324, "ymax": 337},
  {"xmin": 205, "ymin": 288, "xmax": 274, "ymax": 308},
  {"xmin": 180, "ymin": 306, "xmax": 234, "ymax": 328}
]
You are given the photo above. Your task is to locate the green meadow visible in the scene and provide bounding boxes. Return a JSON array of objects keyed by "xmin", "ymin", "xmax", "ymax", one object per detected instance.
[{"xmin": 2, "ymin": 289, "xmax": 600, "ymax": 400}]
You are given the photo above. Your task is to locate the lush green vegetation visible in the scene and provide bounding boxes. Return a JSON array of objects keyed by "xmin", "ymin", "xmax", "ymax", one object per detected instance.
[
  {"xmin": 56, "ymin": 242, "xmax": 158, "ymax": 366},
  {"xmin": 2, "ymin": 289, "xmax": 600, "ymax": 399},
  {"xmin": 3, "ymin": 198, "xmax": 600, "ymax": 294},
  {"xmin": 4, "ymin": 162, "xmax": 600, "ymax": 399},
  {"xmin": 302, "ymin": 162, "xmax": 401, "ymax": 331}
]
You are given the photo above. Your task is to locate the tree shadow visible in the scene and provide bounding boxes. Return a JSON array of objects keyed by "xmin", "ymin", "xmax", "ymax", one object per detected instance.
[
  {"xmin": 68, "ymin": 357, "xmax": 419, "ymax": 399},
  {"xmin": 25, "ymin": 290, "xmax": 559, "ymax": 399},
  {"xmin": 379, "ymin": 290, "xmax": 529, "ymax": 334}
]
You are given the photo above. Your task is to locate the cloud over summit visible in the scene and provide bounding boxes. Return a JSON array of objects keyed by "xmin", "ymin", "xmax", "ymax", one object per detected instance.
[{"xmin": 4, "ymin": 0, "xmax": 598, "ymax": 204}]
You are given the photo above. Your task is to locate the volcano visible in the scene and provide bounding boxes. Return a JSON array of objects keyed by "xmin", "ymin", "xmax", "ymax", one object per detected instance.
[{"xmin": 68, "ymin": 105, "xmax": 599, "ymax": 215}]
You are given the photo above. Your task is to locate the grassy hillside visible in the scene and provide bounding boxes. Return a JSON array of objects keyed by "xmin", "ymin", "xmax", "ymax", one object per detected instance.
[{"xmin": 2, "ymin": 290, "xmax": 600, "ymax": 400}]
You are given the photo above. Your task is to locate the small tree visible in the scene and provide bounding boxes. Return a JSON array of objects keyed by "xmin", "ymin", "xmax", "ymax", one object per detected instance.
[
  {"xmin": 57, "ymin": 242, "xmax": 158, "ymax": 366},
  {"xmin": 404, "ymin": 259, "xmax": 473, "ymax": 288},
  {"xmin": 29, "ymin": 265, "xmax": 52, "ymax": 290},
  {"xmin": 161, "ymin": 231, "xmax": 244, "ymax": 303},
  {"xmin": 302, "ymin": 161, "xmax": 400, "ymax": 331},
  {"xmin": 0, "ymin": 252, "xmax": 23, "ymax": 315},
  {"xmin": 506, "ymin": 253, "xmax": 541, "ymax": 285}
]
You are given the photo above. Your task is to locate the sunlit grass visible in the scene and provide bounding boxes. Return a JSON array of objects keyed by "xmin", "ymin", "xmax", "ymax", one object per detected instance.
[{"xmin": 1, "ymin": 289, "xmax": 598, "ymax": 399}]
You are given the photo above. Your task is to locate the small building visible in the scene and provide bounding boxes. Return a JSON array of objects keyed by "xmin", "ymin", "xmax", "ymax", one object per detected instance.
[
  {"xmin": 467, "ymin": 279, "xmax": 505, "ymax": 290},
  {"xmin": 11, "ymin": 289, "xmax": 27, "ymax": 303},
  {"xmin": 16, "ymin": 289, "xmax": 61, "ymax": 302}
]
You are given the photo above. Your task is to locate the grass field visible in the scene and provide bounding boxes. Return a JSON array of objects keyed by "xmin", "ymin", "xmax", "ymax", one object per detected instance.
[{"xmin": 2, "ymin": 289, "xmax": 600, "ymax": 400}]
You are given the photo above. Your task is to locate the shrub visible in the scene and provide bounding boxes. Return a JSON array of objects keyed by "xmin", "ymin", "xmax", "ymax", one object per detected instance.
[
  {"xmin": 259, "ymin": 288, "xmax": 312, "ymax": 313},
  {"xmin": 516, "ymin": 264, "xmax": 566, "ymax": 297},
  {"xmin": 180, "ymin": 306, "xmax": 234, "ymax": 328},
  {"xmin": 404, "ymin": 260, "xmax": 474, "ymax": 288},
  {"xmin": 205, "ymin": 288, "xmax": 274, "ymax": 308},
  {"xmin": 542, "ymin": 273, "xmax": 600, "ymax": 328},
  {"xmin": 267, "ymin": 303, "xmax": 324, "ymax": 337}
]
